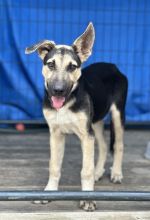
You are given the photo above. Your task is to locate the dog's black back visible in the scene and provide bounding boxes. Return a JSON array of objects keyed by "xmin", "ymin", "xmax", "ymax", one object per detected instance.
[{"xmin": 81, "ymin": 62, "xmax": 128, "ymax": 123}]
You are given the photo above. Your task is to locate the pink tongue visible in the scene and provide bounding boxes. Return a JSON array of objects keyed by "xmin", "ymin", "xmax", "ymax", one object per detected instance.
[{"xmin": 51, "ymin": 96, "xmax": 65, "ymax": 109}]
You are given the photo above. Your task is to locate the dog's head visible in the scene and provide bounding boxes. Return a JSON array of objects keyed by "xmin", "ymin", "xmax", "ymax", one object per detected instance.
[{"xmin": 25, "ymin": 23, "xmax": 95, "ymax": 110}]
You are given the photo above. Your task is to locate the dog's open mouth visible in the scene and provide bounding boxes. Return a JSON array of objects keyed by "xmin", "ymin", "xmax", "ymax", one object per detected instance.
[{"xmin": 51, "ymin": 96, "xmax": 65, "ymax": 110}]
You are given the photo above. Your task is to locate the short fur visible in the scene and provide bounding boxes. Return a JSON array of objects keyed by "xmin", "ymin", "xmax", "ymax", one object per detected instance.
[{"xmin": 25, "ymin": 23, "xmax": 128, "ymax": 211}]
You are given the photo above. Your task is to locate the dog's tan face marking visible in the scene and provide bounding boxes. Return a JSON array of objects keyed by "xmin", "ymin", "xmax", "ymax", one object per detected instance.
[{"xmin": 42, "ymin": 46, "xmax": 82, "ymax": 93}]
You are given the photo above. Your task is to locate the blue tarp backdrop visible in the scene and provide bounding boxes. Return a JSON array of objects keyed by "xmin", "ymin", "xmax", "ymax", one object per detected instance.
[{"xmin": 0, "ymin": 0, "xmax": 150, "ymax": 122}]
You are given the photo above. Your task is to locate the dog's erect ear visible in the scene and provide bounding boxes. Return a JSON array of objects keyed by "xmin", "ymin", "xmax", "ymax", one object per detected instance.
[
  {"xmin": 25, "ymin": 40, "xmax": 55, "ymax": 59},
  {"xmin": 72, "ymin": 22, "xmax": 95, "ymax": 62}
]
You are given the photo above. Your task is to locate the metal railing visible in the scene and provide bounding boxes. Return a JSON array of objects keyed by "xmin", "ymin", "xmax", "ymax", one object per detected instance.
[{"xmin": 0, "ymin": 191, "xmax": 150, "ymax": 201}]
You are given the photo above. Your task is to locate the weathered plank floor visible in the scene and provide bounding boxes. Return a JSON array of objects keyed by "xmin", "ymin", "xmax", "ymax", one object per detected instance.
[
  {"xmin": 0, "ymin": 130, "xmax": 149, "ymax": 215},
  {"xmin": 1, "ymin": 212, "xmax": 150, "ymax": 220}
]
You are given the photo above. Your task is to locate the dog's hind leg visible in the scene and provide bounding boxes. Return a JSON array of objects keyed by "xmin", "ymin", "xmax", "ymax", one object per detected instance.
[
  {"xmin": 92, "ymin": 121, "xmax": 107, "ymax": 181},
  {"xmin": 110, "ymin": 103, "xmax": 124, "ymax": 183}
]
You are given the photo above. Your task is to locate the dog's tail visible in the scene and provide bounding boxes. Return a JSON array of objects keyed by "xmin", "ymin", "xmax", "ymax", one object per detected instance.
[{"xmin": 110, "ymin": 120, "xmax": 115, "ymax": 154}]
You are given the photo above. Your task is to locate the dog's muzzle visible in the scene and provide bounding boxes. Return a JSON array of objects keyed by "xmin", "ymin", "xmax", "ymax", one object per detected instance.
[{"xmin": 46, "ymin": 80, "xmax": 73, "ymax": 110}]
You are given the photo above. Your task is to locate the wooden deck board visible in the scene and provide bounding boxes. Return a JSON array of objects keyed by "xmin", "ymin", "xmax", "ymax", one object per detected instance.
[{"xmin": 0, "ymin": 212, "xmax": 150, "ymax": 220}]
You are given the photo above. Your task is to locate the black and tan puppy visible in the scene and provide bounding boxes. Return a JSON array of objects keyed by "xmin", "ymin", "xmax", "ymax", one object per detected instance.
[{"xmin": 25, "ymin": 23, "xmax": 128, "ymax": 211}]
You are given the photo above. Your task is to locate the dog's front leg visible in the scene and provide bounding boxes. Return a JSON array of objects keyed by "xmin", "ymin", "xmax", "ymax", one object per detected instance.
[
  {"xmin": 45, "ymin": 129, "xmax": 65, "ymax": 190},
  {"xmin": 34, "ymin": 129, "xmax": 65, "ymax": 204},
  {"xmin": 80, "ymin": 134, "xmax": 96, "ymax": 211}
]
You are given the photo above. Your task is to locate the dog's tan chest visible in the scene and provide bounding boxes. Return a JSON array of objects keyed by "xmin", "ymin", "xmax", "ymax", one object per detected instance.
[{"xmin": 43, "ymin": 107, "xmax": 88, "ymax": 137}]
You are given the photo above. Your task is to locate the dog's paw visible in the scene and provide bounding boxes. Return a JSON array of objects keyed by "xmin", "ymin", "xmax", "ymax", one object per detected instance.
[
  {"xmin": 110, "ymin": 168, "xmax": 123, "ymax": 183},
  {"xmin": 94, "ymin": 168, "xmax": 105, "ymax": 182},
  {"xmin": 32, "ymin": 184, "xmax": 54, "ymax": 204},
  {"xmin": 32, "ymin": 200, "xmax": 50, "ymax": 205},
  {"xmin": 80, "ymin": 200, "xmax": 96, "ymax": 211}
]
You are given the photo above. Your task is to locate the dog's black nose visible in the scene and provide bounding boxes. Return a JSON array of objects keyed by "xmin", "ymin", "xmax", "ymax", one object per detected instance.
[{"xmin": 53, "ymin": 81, "xmax": 65, "ymax": 95}]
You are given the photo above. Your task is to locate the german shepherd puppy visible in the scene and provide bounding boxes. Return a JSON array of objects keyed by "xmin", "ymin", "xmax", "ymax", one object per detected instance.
[{"xmin": 25, "ymin": 23, "xmax": 128, "ymax": 211}]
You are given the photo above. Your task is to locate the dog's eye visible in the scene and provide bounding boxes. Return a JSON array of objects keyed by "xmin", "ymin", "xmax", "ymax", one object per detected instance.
[
  {"xmin": 47, "ymin": 61, "xmax": 55, "ymax": 70},
  {"xmin": 67, "ymin": 63, "xmax": 77, "ymax": 72}
]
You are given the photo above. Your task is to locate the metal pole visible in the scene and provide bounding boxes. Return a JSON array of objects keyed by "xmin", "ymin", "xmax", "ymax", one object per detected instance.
[{"xmin": 0, "ymin": 191, "xmax": 150, "ymax": 201}]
